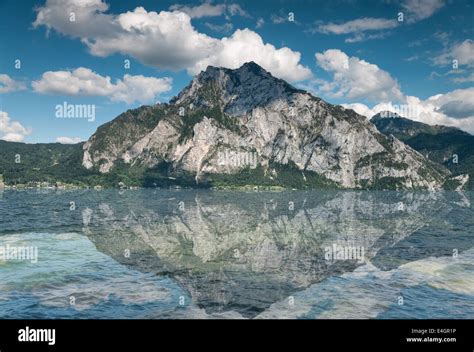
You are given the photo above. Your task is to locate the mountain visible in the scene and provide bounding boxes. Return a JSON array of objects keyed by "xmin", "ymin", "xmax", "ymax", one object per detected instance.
[
  {"xmin": 0, "ymin": 139, "xmax": 153, "ymax": 188},
  {"xmin": 81, "ymin": 62, "xmax": 449, "ymax": 190},
  {"xmin": 372, "ymin": 112, "xmax": 473, "ymax": 190}
]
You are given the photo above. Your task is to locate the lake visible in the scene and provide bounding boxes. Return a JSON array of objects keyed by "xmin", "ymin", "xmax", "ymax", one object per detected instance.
[{"xmin": 0, "ymin": 189, "xmax": 473, "ymax": 319}]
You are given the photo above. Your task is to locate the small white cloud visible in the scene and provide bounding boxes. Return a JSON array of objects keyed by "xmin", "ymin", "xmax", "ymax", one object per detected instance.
[
  {"xmin": 316, "ymin": 17, "xmax": 398, "ymax": 35},
  {"xmin": 311, "ymin": 17, "xmax": 396, "ymax": 43},
  {"xmin": 225, "ymin": 3, "xmax": 249, "ymax": 17},
  {"xmin": 401, "ymin": 0, "xmax": 445, "ymax": 23},
  {"xmin": 111, "ymin": 74, "xmax": 173, "ymax": 104},
  {"xmin": 0, "ymin": 74, "xmax": 26, "ymax": 94},
  {"xmin": 452, "ymin": 73, "xmax": 474, "ymax": 83},
  {"xmin": 433, "ymin": 39, "xmax": 474, "ymax": 67},
  {"xmin": 433, "ymin": 31, "xmax": 450, "ymax": 46},
  {"xmin": 169, "ymin": 2, "xmax": 248, "ymax": 19},
  {"xmin": 0, "ymin": 111, "xmax": 31, "ymax": 142},
  {"xmin": 56, "ymin": 136, "xmax": 83, "ymax": 144},
  {"xmin": 314, "ymin": 49, "xmax": 404, "ymax": 102},
  {"xmin": 204, "ymin": 22, "xmax": 233, "ymax": 33},
  {"xmin": 404, "ymin": 55, "xmax": 420, "ymax": 62},
  {"xmin": 270, "ymin": 12, "xmax": 300, "ymax": 25},
  {"xmin": 32, "ymin": 67, "xmax": 172, "ymax": 104},
  {"xmin": 340, "ymin": 103, "xmax": 374, "ymax": 119},
  {"xmin": 169, "ymin": 2, "xmax": 225, "ymax": 18},
  {"xmin": 256, "ymin": 17, "xmax": 265, "ymax": 29},
  {"xmin": 344, "ymin": 31, "xmax": 389, "ymax": 43},
  {"xmin": 2, "ymin": 133, "xmax": 26, "ymax": 142},
  {"xmin": 270, "ymin": 14, "xmax": 287, "ymax": 24}
]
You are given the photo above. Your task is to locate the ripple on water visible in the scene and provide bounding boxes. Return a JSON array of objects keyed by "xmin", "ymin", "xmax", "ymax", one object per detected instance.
[{"xmin": 0, "ymin": 232, "xmax": 187, "ymax": 318}]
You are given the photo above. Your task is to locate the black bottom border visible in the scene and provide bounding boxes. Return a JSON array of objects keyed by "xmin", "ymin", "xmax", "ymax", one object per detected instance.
[{"xmin": 0, "ymin": 319, "xmax": 472, "ymax": 351}]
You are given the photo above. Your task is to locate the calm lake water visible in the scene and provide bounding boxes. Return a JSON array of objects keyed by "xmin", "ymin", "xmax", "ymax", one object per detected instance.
[{"xmin": 0, "ymin": 189, "xmax": 473, "ymax": 319}]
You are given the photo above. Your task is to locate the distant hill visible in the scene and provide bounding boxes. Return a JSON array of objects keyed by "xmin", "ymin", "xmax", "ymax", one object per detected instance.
[
  {"xmin": 371, "ymin": 112, "xmax": 474, "ymax": 189},
  {"xmin": 0, "ymin": 140, "xmax": 101, "ymax": 187}
]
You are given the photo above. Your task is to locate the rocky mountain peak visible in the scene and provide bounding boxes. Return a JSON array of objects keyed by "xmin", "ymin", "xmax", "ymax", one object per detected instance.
[
  {"xmin": 201, "ymin": 61, "xmax": 271, "ymax": 79},
  {"xmin": 171, "ymin": 62, "xmax": 303, "ymax": 114},
  {"xmin": 371, "ymin": 111, "xmax": 402, "ymax": 120},
  {"xmin": 198, "ymin": 61, "xmax": 274, "ymax": 85}
]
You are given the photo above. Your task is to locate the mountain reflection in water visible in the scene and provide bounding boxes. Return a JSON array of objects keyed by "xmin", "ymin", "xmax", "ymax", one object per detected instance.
[
  {"xmin": 0, "ymin": 190, "xmax": 472, "ymax": 319},
  {"xmin": 78, "ymin": 190, "xmax": 473, "ymax": 318}
]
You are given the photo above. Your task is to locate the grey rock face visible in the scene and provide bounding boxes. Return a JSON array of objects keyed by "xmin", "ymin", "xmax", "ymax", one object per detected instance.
[{"xmin": 83, "ymin": 62, "xmax": 449, "ymax": 189}]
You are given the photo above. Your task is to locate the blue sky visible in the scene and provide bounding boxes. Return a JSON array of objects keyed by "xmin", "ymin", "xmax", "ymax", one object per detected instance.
[{"xmin": 0, "ymin": 0, "xmax": 473, "ymax": 143}]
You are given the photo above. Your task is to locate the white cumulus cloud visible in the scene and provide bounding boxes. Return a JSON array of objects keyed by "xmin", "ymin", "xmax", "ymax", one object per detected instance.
[
  {"xmin": 33, "ymin": 0, "xmax": 311, "ymax": 82},
  {"xmin": 0, "ymin": 111, "xmax": 31, "ymax": 142},
  {"xmin": 32, "ymin": 67, "xmax": 172, "ymax": 104},
  {"xmin": 188, "ymin": 29, "xmax": 312, "ymax": 81},
  {"xmin": 314, "ymin": 49, "xmax": 404, "ymax": 102},
  {"xmin": 0, "ymin": 74, "xmax": 26, "ymax": 93},
  {"xmin": 56, "ymin": 136, "xmax": 83, "ymax": 144}
]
